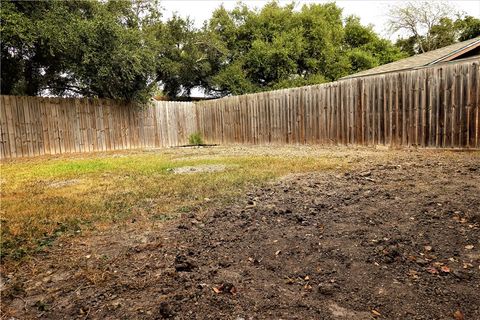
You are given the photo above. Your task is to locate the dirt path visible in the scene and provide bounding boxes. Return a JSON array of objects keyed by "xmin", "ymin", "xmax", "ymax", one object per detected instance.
[{"xmin": 2, "ymin": 149, "xmax": 480, "ymax": 319}]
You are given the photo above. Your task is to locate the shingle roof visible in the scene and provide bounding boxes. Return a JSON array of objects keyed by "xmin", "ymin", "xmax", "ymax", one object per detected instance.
[{"xmin": 341, "ymin": 37, "xmax": 480, "ymax": 79}]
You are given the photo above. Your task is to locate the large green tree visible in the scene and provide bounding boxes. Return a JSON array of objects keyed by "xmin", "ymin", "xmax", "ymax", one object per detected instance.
[
  {"xmin": 1, "ymin": 0, "xmax": 159, "ymax": 103},
  {"xmin": 1, "ymin": 0, "xmax": 411, "ymax": 100},
  {"xmin": 203, "ymin": 2, "xmax": 404, "ymax": 96},
  {"xmin": 152, "ymin": 15, "xmax": 226, "ymax": 97},
  {"xmin": 344, "ymin": 16, "xmax": 406, "ymax": 73}
]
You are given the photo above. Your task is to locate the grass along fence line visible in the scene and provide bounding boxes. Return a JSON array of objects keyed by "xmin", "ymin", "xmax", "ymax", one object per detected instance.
[{"xmin": 1, "ymin": 59, "xmax": 479, "ymax": 159}]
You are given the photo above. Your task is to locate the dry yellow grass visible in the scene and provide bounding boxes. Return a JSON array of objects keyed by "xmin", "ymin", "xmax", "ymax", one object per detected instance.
[{"xmin": 0, "ymin": 147, "xmax": 347, "ymax": 260}]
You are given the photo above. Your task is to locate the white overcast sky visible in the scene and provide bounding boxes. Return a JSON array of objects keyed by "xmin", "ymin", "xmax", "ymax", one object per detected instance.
[{"xmin": 160, "ymin": 0, "xmax": 480, "ymax": 40}]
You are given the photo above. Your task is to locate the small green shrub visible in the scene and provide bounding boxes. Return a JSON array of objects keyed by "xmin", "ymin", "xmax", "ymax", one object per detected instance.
[{"xmin": 188, "ymin": 132, "xmax": 204, "ymax": 146}]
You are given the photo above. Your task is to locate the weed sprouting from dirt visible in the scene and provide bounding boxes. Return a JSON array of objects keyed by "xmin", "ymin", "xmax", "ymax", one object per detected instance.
[{"xmin": 188, "ymin": 132, "xmax": 204, "ymax": 146}]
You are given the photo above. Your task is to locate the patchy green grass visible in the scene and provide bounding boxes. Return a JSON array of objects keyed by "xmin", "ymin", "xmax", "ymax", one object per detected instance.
[{"xmin": 0, "ymin": 149, "xmax": 347, "ymax": 260}]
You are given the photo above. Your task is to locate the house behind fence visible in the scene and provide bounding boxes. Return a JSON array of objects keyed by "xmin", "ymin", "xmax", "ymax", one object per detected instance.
[{"xmin": 0, "ymin": 58, "xmax": 479, "ymax": 159}]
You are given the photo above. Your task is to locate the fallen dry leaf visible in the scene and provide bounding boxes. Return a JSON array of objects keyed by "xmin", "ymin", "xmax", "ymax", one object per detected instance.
[
  {"xmin": 407, "ymin": 255, "xmax": 417, "ymax": 262},
  {"xmin": 440, "ymin": 266, "xmax": 451, "ymax": 273},
  {"xmin": 426, "ymin": 267, "xmax": 439, "ymax": 274},
  {"xmin": 285, "ymin": 277, "xmax": 295, "ymax": 284},
  {"xmin": 453, "ymin": 310, "xmax": 464, "ymax": 320},
  {"xmin": 303, "ymin": 284, "xmax": 312, "ymax": 290},
  {"xmin": 407, "ymin": 270, "xmax": 419, "ymax": 279},
  {"xmin": 452, "ymin": 216, "xmax": 467, "ymax": 223},
  {"xmin": 213, "ymin": 283, "xmax": 237, "ymax": 294},
  {"xmin": 275, "ymin": 250, "xmax": 281, "ymax": 255},
  {"xmin": 371, "ymin": 309, "xmax": 381, "ymax": 316},
  {"xmin": 465, "ymin": 245, "xmax": 474, "ymax": 250}
]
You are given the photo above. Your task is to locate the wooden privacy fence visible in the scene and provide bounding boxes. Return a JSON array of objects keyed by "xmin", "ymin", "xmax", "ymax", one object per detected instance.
[
  {"xmin": 195, "ymin": 59, "xmax": 479, "ymax": 148},
  {"xmin": 0, "ymin": 98, "xmax": 195, "ymax": 158},
  {"xmin": 1, "ymin": 59, "xmax": 479, "ymax": 159}
]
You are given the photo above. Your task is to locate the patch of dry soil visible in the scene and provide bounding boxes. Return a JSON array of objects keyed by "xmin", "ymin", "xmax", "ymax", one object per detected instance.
[
  {"xmin": 171, "ymin": 164, "xmax": 227, "ymax": 174},
  {"xmin": 2, "ymin": 150, "xmax": 480, "ymax": 320},
  {"xmin": 47, "ymin": 179, "xmax": 81, "ymax": 188}
]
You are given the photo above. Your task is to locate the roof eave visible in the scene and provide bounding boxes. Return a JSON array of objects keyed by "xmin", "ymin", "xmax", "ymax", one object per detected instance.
[
  {"xmin": 427, "ymin": 39, "xmax": 480, "ymax": 66},
  {"xmin": 340, "ymin": 66, "xmax": 414, "ymax": 80}
]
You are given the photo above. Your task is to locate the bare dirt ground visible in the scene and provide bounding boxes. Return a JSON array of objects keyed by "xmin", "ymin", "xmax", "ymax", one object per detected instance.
[{"xmin": 2, "ymin": 147, "xmax": 480, "ymax": 320}]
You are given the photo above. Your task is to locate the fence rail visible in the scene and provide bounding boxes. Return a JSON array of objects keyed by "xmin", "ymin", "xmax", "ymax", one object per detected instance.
[{"xmin": 1, "ymin": 59, "xmax": 479, "ymax": 159}]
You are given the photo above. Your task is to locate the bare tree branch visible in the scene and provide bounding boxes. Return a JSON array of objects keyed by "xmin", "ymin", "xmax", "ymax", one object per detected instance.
[{"xmin": 387, "ymin": 1, "xmax": 457, "ymax": 53}]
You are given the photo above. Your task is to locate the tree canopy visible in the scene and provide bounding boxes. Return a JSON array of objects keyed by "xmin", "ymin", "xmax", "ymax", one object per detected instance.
[
  {"xmin": 1, "ymin": 0, "xmax": 161, "ymax": 103},
  {"xmin": 203, "ymin": 2, "xmax": 406, "ymax": 96},
  {"xmin": 388, "ymin": 1, "xmax": 480, "ymax": 55},
  {"xmin": 1, "ymin": 0, "xmax": 478, "ymax": 102}
]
